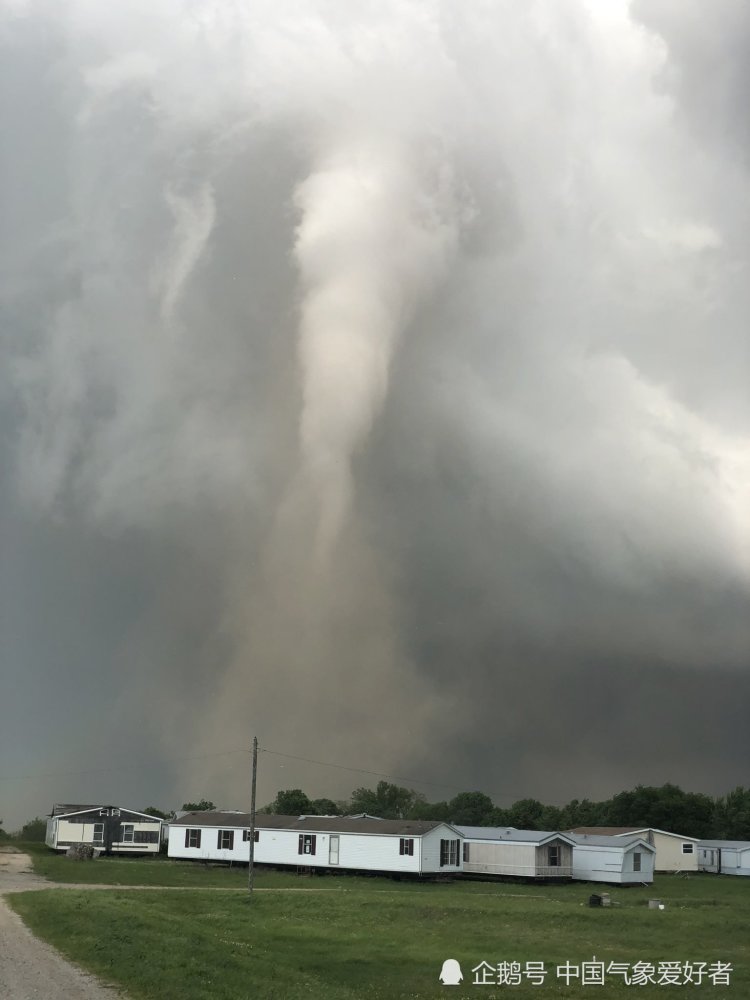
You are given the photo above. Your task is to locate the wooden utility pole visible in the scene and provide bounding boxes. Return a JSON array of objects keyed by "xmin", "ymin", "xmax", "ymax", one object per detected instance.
[{"xmin": 248, "ymin": 736, "xmax": 258, "ymax": 895}]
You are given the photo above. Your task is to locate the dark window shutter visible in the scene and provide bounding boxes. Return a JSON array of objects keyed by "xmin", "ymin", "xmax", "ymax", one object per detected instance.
[
  {"xmin": 310, "ymin": 835, "xmax": 316, "ymax": 856},
  {"xmin": 298, "ymin": 834, "xmax": 303, "ymax": 855},
  {"xmin": 185, "ymin": 830, "xmax": 189, "ymax": 849}
]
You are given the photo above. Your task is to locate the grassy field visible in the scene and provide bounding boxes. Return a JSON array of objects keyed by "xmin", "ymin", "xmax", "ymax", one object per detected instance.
[
  {"xmin": 8, "ymin": 865, "xmax": 750, "ymax": 999},
  {"xmin": 17, "ymin": 841, "xmax": 333, "ymax": 889}
]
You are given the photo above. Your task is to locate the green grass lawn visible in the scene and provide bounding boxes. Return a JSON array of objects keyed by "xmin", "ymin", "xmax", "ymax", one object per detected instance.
[
  {"xmin": 19, "ymin": 841, "xmax": 499, "ymax": 891},
  {"xmin": 18, "ymin": 841, "xmax": 326, "ymax": 888},
  {"xmin": 8, "ymin": 872, "xmax": 749, "ymax": 999}
]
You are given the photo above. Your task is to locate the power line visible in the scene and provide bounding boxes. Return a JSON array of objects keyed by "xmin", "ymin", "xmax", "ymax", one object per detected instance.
[
  {"xmin": 260, "ymin": 747, "xmax": 524, "ymax": 802},
  {"xmin": 0, "ymin": 743, "xmax": 525, "ymax": 803}
]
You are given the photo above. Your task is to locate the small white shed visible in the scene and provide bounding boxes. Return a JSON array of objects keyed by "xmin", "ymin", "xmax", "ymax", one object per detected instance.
[
  {"xmin": 568, "ymin": 833, "xmax": 655, "ymax": 884},
  {"xmin": 168, "ymin": 813, "xmax": 463, "ymax": 876},
  {"xmin": 457, "ymin": 827, "xmax": 575, "ymax": 880},
  {"xmin": 45, "ymin": 804, "xmax": 161, "ymax": 854},
  {"xmin": 698, "ymin": 840, "xmax": 750, "ymax": 876}
]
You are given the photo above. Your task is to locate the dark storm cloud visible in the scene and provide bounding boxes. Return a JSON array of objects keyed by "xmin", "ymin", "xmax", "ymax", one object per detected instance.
[{"xmin": 1, "ymin": 0, "xmax": 748, "ymax": 827}]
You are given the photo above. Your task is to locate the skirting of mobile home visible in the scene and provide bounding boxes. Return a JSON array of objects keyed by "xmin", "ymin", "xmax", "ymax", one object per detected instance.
[{"xmin": 168, "ymin": 813, "xmax": 463, "ymax": 877}]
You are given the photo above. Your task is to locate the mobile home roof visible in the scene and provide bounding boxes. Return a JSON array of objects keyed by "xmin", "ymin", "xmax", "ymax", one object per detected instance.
[{"xmin": 172, "ymin": 812, "xmax": 460, "ymax": 837}]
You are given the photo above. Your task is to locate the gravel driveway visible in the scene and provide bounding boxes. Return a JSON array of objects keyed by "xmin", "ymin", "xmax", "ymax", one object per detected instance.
[{"xmin": 0, "ymin": 848, "xmax": 124, "ymax": 999}]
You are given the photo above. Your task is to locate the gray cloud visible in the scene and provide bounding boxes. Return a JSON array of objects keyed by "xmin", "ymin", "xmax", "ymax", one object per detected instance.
[{"xmin": 1, "ymin": 0, "xmax": 748, "ymax": 828}]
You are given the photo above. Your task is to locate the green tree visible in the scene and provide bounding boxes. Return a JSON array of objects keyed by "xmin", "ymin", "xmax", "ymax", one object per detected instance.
[
  {"xmin": 19, "ymin": 817, "xmax": 47, "ymax": 841},
  {"xmin": 409, "ymin": 799, "xmax": 451, "ymax": 821},
  {"xmin": 558, "ymin": 798, "xmax": 609, "ymax": 830},
  {"xmin": 448, "ymin": 791, "xmax": 495, "ymax": 826},
  {"xmin": 713, "ymin": 787, "xmax": 750, "ymax": 840},
  {"xmin": 0, "ymin": 820, "xmax": 10, "ymax": 842},
  {"xmin": 181, "ymin": 800, "xmax": 215, "ymax": 812},
  {"xmin": 310, "ymin": 798, "xmax": 341, "ymax": 816},
  {"xmin": 143, "ymin": 806, "xmax": 173, "ymax": 820},
  {"xmin": 349, "ymin": 782, "xmax": 423, "ymax": 820},
  {"xmin": 506, "ymin": 798, "xmax": 546, "ymax": 830},
  {"xmin": 272, "ymin": 789, "xmax": 312, "ymax": 815},
  {"xmin": 606, "ymin": 783, "xmax": 714, "ymax": 838},
  {"xmin": 487, "ymin": 806, "xmax": 512, "ymax": 826}
]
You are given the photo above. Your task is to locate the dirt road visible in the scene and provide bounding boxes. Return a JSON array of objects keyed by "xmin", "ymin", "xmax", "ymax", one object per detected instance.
[{"xmin": 0, "ymin": 848, "xmax": 123, "ymax": 999}]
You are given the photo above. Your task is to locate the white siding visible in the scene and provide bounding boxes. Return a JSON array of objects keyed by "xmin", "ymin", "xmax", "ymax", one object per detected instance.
[
  {"xmin": 168, "ymin": 823, "xmax": 462, "ymax": 874},
  {"xmin": 700, "ymin": 845, "xmax": 750, "ymax": 877},
  {"xmin": 641, "ymin": 832, "xmax": 699, "ymax": 872},
  {"xmin": 462, "ymin": 836, "xmax": 573, "ymax": 879},
  {"xmin": 463, "ymin": 841, "xmax": 537, "ymax": 878},
  {"xmin": 55, "ymin": 819, "xmax": 105, "ymax": 847},
  {"xmin": 45, "ymin": 818, "xmax": 57, "ymax": 848},
  {"xmin": 111, "ymin": 821, "xmax": 161, "ymax": 854},
  {"xmin": 572, "ymin": 844, "xmax": 654, "ymax": 884},
  {"xmin": 49, "ymin": 812, "xmax": 160, "ymax": 853},
  {"xmin": 420, "ymin": 827, "xmax": 462, "ymax": 874},
  {"xmin": 732, "ymin": 848, "xmax": 750, "ymax": 876},
  {"xmin": 699, "ymin": 846, "xmax": 720, "ymax": 873}
]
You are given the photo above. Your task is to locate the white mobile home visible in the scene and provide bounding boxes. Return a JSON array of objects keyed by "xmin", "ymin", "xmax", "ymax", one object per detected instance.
[
  {"xmin": 457, "ymin": 827, "xmax": 575, "ymax": 880},
  {"xmin": 698, "ymin": 840, "xmax": 750, "ymax": 876},
  {"xmin": 570, "ymin": 827, "xmax": 700, "ymax": 873},
  {"xmin": 45, "ymin": 804, "xmax": 161, "ymax": 855},
  {"xmin": 568, "ymin": 833, "xmax": 655, "ymax": 884},
  {"xmin": 168, "ymin": 813, "xmax": 463, "ymax": 876}
]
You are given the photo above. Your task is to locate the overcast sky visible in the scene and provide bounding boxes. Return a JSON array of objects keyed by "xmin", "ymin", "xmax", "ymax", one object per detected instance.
[{"xmin": 1, "ymin": 0, "xmax": 748, "ymax": 829}]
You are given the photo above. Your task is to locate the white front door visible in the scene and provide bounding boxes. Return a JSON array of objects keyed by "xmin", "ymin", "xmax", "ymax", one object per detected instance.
[{"xmin": 329, "ymin": 835, "xmax": 339, "ymax": 865}]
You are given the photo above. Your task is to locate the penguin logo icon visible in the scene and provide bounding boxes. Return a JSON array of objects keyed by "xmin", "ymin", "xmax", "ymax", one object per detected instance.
[{"xmin": 439, "ymin": 959, "xmax": 463, "ymax": 985}]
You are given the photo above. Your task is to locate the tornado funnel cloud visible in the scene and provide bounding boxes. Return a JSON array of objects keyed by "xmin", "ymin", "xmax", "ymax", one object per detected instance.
[{"xmin": 293, "ymin": 141, "xmax": 457, "ymax": 557}]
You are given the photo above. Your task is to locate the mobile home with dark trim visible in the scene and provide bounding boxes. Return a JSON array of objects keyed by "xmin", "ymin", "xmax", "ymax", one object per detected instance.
[{"xmin": 45, "ymin": 804, "xmax": 161, "ymax": 855}]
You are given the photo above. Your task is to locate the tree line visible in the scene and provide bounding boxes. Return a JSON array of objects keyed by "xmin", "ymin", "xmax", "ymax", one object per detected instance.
[
  {"xmin": 5, "ymin": 783, "xmax": 750, "ymax": 842},
  {"xmin": 259, "ymin": 781, "xmax": 750, "ymax": 841}
]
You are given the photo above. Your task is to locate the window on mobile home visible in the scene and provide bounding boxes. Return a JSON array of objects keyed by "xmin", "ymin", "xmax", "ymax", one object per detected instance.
[
  {"xmin": 440, "ymin": 839, "xmax": 459, "ymax": 866},
  {"xmin": 298, "ymin": 834, "xmax": 316, "ymax": 856},
  {"xmin": 185, "ymin": 829, "xmax": 201, "ymax": 848}
]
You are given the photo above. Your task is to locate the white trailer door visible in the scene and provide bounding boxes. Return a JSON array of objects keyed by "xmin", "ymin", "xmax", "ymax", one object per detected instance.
[{"xmin": 329, "ymin": 835, "xmax": 339, "ymax": 865}]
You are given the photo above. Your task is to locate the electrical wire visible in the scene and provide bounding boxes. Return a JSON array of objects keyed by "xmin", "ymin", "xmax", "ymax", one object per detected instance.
[{"xmin": 0, "ymin": 743, "xmax": 524, "ymax": 804}]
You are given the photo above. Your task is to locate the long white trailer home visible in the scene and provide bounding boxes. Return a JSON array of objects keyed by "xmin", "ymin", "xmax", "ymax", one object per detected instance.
[
  {"xmin": 45, "ymin": 804, "xmax": 161, "ymax": 854},
  {"xmin": 568, "ymin": 833, "xmax": 655, "ymax": 884},
  {"xmin": 699, "ymin": 840, "xmax": 750, "ymax": 876},
  {"xmin": 168, "ymin": 812, "xmax": 463, "ymax": 876},
  {"xmin": 457, "ymin": 827, "xmax": 575, "ymax": 880}
]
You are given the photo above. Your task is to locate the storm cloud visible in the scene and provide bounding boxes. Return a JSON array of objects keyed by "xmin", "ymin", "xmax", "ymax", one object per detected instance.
[{"xmin": 1, "ymin": 0, "xmax": 748, "ymax": 828}]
